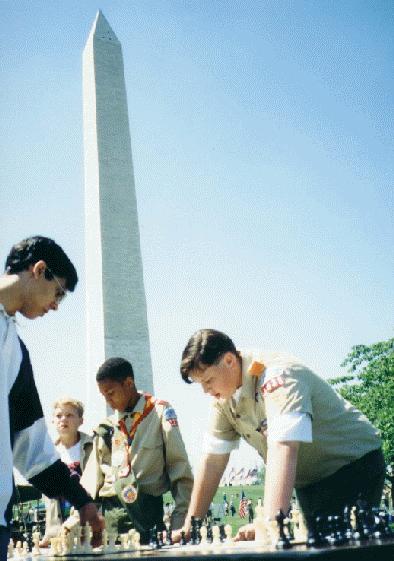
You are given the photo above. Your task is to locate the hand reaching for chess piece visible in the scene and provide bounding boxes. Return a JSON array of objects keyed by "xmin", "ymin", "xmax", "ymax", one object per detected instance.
[
  {"xmin": 234, "ymin": 523, "xmax": 255, "ymax": 541},
  {"xmin": 78, "ymin": 502, "xmax": 105, "ymax": 547}
]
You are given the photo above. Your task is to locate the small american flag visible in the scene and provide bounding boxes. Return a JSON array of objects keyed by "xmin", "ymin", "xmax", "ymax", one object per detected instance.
[{"xmin": 238, "ymin": 491, "xmax": 248, "ymax": 518}]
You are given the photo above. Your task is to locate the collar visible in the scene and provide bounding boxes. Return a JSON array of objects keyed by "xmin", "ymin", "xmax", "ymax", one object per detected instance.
[
  {"xmin": 231, "ymin": 351, "xmax": 266, "ymax": 405},
  {"xmin": 0, "ymin": 303, "xmax": 16, "ymax": 322},
  {"xmin": 55, "ymin": 431, "xmax": 93, "ymax": 448},
  {"xmin": 115, "ymin": 393, "xmax": 145, "ymax": 423}
]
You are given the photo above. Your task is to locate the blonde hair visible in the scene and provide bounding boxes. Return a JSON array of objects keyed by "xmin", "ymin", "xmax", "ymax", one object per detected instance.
[{"xmin": 53, "ymin": 397, "xmax": 84, "ymax": 418}]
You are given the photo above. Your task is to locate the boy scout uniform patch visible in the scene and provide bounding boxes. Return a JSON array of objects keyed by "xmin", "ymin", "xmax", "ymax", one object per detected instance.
[{"xmin": 164, "ymin": 407, "xmax": 178, "ymax": 427}]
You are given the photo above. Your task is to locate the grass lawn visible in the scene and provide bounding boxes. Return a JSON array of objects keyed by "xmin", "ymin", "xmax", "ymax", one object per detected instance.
[{"xmin": 164, "ymin": 484, "xmax": 264, "ymax": 535}]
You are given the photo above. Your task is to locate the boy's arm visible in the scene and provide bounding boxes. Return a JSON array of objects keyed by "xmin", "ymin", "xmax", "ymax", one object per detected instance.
[
  {"xmin": 235, "ymin": 441, "xmax": 299, "ymax": 541},
  {"xmin": 263, "ymin": 440, "xmax": 299, "ymax": 518},
  {"xmin": 161, "ymin": 405, "xmax": 194, "ymax": 530},
  {"xmin": 172, "ymin": 452, "xmax": 229, "ymax": 542}
]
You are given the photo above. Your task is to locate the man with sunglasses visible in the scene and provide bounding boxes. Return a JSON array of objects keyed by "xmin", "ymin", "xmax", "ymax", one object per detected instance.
[{"xmin": 0, "ymin": 236, "xmax": 103, "ymax": 558}]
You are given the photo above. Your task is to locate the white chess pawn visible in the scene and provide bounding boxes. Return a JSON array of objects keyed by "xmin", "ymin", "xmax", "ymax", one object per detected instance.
[
  {"xmin": 132, "ymin": 530, "xmax": 140, "ymax": 550},
  {"xmin": 200, "ymin": 525, "xmax": 208, "ymax": 546},
  {"xmin": 22, "ymin": 541, "xmax": 29, "ymax": 556},
  {"xmin": 7, "ymin": 539, "xmax": 14, "ymax": 559},
  {"xmin": 73, "ymin": 523, "xmax": 83, "ymax": 553},
  {"xmin": 32, "ymin": 531, "xmax": 41, "ymax": 556},
  {"xmin": 253, "ymin": 499, "xmax": 268, "ymax": 544},
  {"xmin": 224, "ymin": 524, "xmax": 233, "ymax": 543},
  {"xmin": 108, "ymin": 532, "xmax": 117, "ymax": 552},
  {"xmin": 15, "ymin": 541, "xmax": 23, "ymax": 557},
  {"xmin": 101, "ymin": 529, "xmax": 108, "ymax": 551},
  {"xmin": 212, "ymin": 525, "xmax": 221, "ymax": 545},
  {"xmin": 120, "ymin": 533, "xmax": 129, "ymax": 550}
]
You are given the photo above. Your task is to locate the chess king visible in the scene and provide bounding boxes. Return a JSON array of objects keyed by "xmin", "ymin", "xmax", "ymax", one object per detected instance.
[
  {"xmin": 81, "ymin": 357, "xmax": 193, "ymax": 544},
  {"xmin": 178, "ymin": 329, "xmax": 385, "ymax": 539},
  {"xmin": 0, "ymin": 236, "xmax": 104, "ymax": 560}
]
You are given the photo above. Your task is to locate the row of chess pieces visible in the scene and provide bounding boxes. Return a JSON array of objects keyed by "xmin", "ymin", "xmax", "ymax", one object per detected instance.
[
  {"xmin": 7, "ymin": 525, "xmax": 142, "ymax": 558},
  {"xmin": 7, "ymin": 502, "xmax": 394, "ymax": 557},
  {"xmin": 254, "ymin": 500, "xmax": 394, "ymax": 550}
]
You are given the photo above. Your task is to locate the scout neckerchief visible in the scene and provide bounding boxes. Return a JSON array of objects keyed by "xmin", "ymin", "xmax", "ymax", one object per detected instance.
[{"xmin": 117, "ymin": 393, "xmax": 156, "ymax": 478}]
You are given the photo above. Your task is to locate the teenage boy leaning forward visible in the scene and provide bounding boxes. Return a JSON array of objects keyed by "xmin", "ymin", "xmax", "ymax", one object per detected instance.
[
  {"xmin": 178, "ymin": 329, "xmax": 385, "ymax": 540},
  {"xmin": 81, "ymin": 358, "xmax": 193, "ymax": 544},
  {"xmin": 0, "ymin": 236, "xmax": 103, "ymax": 559}
]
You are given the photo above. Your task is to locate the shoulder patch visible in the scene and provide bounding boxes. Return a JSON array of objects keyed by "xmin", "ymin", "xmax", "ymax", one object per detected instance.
[
  {"xmin": 260, "ymin": 368, "xmax": 287, "ymax": 396},
  {"xmin": 164, "ymin": 407, "xmax": 178, "ymax": 427}
]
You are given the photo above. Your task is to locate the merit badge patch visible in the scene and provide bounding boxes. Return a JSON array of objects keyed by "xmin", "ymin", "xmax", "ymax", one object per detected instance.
[
  {"xmin": 164, "ymin": 407, "xmax": 178, "ymax": 427},
  {"xmin": 122, "ymin": 483, "xmax": 137, "ymax": 504}
]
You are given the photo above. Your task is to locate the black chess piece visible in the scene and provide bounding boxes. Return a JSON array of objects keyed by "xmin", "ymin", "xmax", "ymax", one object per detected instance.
[
  {"xmin": 219, "ymin": 524, "xmax": 226, "ymax": 543},
  {"xmin": 327, "ymin": 515, "xmax": 346, "ymax": 546},
  {"xmin": 166, "ymin": 525, "xmax": 173, "ymax": 546},
  {"xmin": 195, "ymin": 518, "xmax": 202, "ymax": 545},
  {"xmin": 343, "ymin": 506, "xmax": 354, "ymax": 541},
  {"xmin": 158, "ymin": 531, "xmax": 164, "ymax": 547},
  {"xmin": 190, "ymin": 516, "xmax": 197, "ymax": 545},
  {"xmin": 275, "ymin": 510, "xmax": 292, "ymax": 550},
  {"xmin": 306, "ymin": 514, "xmax": 326, "ymax": 548},
  {"xmin": 180, "ymin": 530, "xmax": 187, "ymax": 546},
  {"xmin": 377, "ymin": 509, "xmax": 393, "ymax": 539},
  {"xmin": 207, "ymin": 522, "xmax": 213, "ymax": 544}
]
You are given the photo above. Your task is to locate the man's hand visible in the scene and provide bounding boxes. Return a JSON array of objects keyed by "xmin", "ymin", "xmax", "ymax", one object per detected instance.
[
  {"xmin": 79, "ymin": 502, "xmax": 105, "ymax": 547},
  {"xmin": 234, "ymin": 523, "xmax": 255, "ymax": 541}
]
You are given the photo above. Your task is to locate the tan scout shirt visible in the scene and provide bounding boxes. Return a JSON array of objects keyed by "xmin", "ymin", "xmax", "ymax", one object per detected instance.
[
  {"xmin": 209, "ymin": 351, "xmax": 381, "ymax": 488},
  {"xmin": 81, "ymin": 394, "xmax": 193, "ymax": 530},
  {"xmin": 43, "ymin": 431, "xmax": 93, "ymax": 539}
]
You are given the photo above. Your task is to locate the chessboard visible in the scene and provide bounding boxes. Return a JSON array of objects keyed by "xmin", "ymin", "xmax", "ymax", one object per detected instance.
[
  {"xmin": 8, "ymin": 504, "xmax": 394, "ymax": 561},
  {"xmin": 6, "ymin": 538, "xmax": 394, "ymax": 561}
]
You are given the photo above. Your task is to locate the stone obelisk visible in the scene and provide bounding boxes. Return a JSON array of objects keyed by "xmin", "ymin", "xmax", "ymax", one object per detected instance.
[{"xmin": 83, "ymin": 11, "xmax": 153, "ymax": 425}]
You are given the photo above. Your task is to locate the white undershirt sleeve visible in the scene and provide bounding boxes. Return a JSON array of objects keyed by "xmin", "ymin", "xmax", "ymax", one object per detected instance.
[
  {"xmin": 267, "ymin": 412, "xmax": 312, "ymax": 443},
  {"xmin": 202, "ymin": 433, "xmax": 240, "ymax": 455}
]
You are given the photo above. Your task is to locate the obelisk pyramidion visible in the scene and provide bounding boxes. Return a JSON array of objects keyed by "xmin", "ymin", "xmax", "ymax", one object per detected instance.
[{"xmin": 83, "ymin": 11, "xmax": 153, "ymax": 424}]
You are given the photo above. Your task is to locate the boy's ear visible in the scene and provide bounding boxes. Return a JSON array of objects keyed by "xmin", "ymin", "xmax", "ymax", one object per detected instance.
[
  {"xmin": 223, "ymin": 352, "xmax": 236, "ymax": 368},
  {"xmin": 31, "ymin": 260, "xmax": 47, "ymax": 279}
]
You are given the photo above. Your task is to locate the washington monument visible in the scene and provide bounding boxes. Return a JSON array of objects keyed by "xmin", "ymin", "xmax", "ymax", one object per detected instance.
[{"xmin": 83, "ymin": 11, "xmax": 153, "ymax": 423}]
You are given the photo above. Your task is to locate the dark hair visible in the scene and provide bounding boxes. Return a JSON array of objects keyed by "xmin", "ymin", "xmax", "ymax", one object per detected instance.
[
  {"xmin": 96, "ymin": 357, "xmax": 134, "ymax": 382},
  {"xmin": 5, "ymin": 236, "xmax": 78, "ymax": 291},
  {"xmin": 180, "ymin": 329, "xmax": 238, "ymax": 384}
]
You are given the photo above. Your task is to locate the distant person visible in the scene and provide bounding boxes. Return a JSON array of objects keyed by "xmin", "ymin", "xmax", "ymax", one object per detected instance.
[
  {"xmin": 175, "ymin": 329, "xmax": 384, "ymax": 540},
  {"xmin": 81, "ymin": 357, "xmax": 193, "ymax": 543},
  {"xmin": 230, "ymin": 499, "xmax": 236, "ymax": 517},
  {"xmin": 247, "ymin": 499, "xmax": 254, "ymax": 523},
  {"xmin": 40, "ymin": 398, "xmax": 93, "ymax": 546},
  {"xmin": 0, "ymin": 236, "xmax": 103, "ymax": 559}
]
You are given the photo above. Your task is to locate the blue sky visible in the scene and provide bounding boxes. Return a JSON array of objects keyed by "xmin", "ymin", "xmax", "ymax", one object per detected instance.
[{"xmin": 1, "ymin": 1, "xmax": 393, "ymax": 469}]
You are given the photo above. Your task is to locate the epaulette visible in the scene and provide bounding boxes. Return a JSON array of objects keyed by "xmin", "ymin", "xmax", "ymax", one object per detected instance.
[{"xmin": 93, "ymin": 423, "xmax": 114, "ymax": 450}]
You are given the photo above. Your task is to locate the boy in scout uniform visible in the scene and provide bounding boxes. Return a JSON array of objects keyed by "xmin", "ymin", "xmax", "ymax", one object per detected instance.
[
  {"xmin": 81, "ymin": 357, "xmax": 193, "ymax": 543},
  {"xmin": 178, "ymin": 329, "xmax": 385, "ymax": 539}
]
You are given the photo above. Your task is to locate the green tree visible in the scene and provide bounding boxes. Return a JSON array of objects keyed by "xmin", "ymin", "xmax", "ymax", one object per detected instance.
[{"xmin": 329, "ymin": 338, "xmax": 394, "ymax": 502}]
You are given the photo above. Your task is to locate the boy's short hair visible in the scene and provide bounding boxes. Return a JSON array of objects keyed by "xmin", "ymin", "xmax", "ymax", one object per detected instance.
[
  {"xmin": 96, "ymin": 357, "xmax": 134, "ymax": 382},
  {"xmin": 5, "ymin": 236, "xmax": 78, "ymax": 291},
  {"xmin": 180, "ymin": 329, "xmax": 238, "ymax": 383},
  {"xmin": 53, "ymin": 397, "xmax": 84, "ymax": 418}
]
